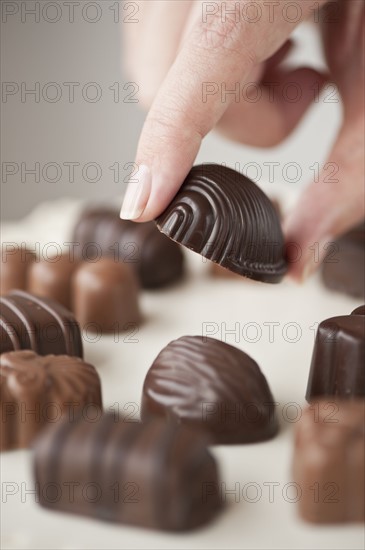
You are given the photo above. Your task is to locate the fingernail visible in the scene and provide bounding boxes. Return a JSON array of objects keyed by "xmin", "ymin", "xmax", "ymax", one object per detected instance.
[
  {"xmin": 120, "ymin": 164, "xmax": 151, "ymax": 220},
  {"xmin": 301, "ymin": 235, "xmax": 333, "ymax": 283}
]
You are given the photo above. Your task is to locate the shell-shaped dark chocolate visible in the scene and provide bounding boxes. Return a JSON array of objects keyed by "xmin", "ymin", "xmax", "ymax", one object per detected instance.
[
  {"xmin": 156, "ymin": 164, "xmax": 287, "ymax": 283},
  {"xmin": 141, "ymin": 336, "xmax": 278, "ymax": 444}
]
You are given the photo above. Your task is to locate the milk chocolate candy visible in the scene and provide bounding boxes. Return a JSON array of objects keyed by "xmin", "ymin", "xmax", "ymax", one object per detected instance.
[
  {"xmin": 352, "ymin": 305, "xmax": 365, "ymax": 316},
  {"xmin": 306, "ymin": 313, "xmax": 365, "ymax": 401},
  {"xmin": 72, "ymin": 258, "xmax": 141, "ymax": 333},
  {"xmin": 0, "ymin": 290, "xmax": 83, "ymax": 357},
  {"xmin": 141, "ymin": 336, "xmax": 278, "ymax": 444},
  {"xmin": 293, "ymin": 400, "xmax": 365, "ymax": 523},
  {"xmin": 28, "ymin": 254, "xmax": 79, "ymax": 309},
  {"xmin": 321, "ymin": 222, "xmax": 365, "ymax": 299},
  {"xmin": 0, "ymin": 246, "xmax": 36, "ymax": 295},
  {"xmin": 72, "ymin": 208, "xmax": 184, "ymax": 288},
  {"xmin": 156, "ymin": 164, "xmax": 287, "ymax": 283},
  {"xmin": 34, "ymin": 415, "xmax": 221, "ymax": 531},
  {"xmin": 0, "ymin": 350, "xmax": 102, "ymax": 451}
]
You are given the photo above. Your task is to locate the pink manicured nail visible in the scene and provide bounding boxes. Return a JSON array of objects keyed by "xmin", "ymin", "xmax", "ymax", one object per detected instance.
[{"xmin": 120, "ymin": 164, "xmax": 151, "ymax": 220}]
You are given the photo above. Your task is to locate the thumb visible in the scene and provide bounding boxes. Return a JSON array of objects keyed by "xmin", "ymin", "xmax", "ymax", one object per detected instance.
[{"xmin": 284, "ymin": 118, "xmax": 365, "ymax": 281}]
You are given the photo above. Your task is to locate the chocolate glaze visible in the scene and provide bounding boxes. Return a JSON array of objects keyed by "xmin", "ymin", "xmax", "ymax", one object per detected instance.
[
  {"xmin": 0, "ymin": 350, "xmax": 102, "ymax": 450},
  {"xmin": 72, "ymin": 208, "xmax": 184, "ymax": 288},
  {"xmin": 293, "ymin": 400, "xmax": 365, "ymax": 523},
  {"xmin": 306, "ymin": 313, "xmax": 365, "ymax": 401},
  {"xmin": 0, "ymin": 290, "xmax": 83, "ymax": 357},
  {"xmin": 72, "ymin": 258, "xmax": 140, "ymax": 333},
  {"xmin": 321, "ymin": 222, "xmax": 365, "ymax": 299},
  {"xmin": 0, "ymin": 247, "xmax": 36, "ymax": 295},
  {"xmin": 34, "ymin": 415, "xmax": 221, "ymax": 531},
  {"xmin": 156, "ymin": 164, "xmax": 287, "ymax": 283},
  {"xmin": 141, "ymin": 336, "xmax": 278, "ymax": 444}
]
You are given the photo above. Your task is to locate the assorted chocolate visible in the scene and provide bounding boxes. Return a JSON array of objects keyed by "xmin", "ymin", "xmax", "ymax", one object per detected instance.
[
  {"xmin": 306, "ymin": 311, "xmax": 365, "ymax": 401},
  {"xmin": 28, "ymin": 255, "xmax": 141, "ymax": 333},
  {"xmin": 293, "ymin": 400, "xmax": 365, "ymax": 524},
  {"xmin": 142, "ymin": 336, "xmax": 278, "ymax": 444},
  {"xmin": 0, "ymin": 290, "xmax": 83, "ymax": 358},
  {"xmin": 34, "ymin": 415, "xmax": 221, "ymax": 531},
  {"xmin": 321, "ymin": 221, "xmax": 365, "ymax": 299},
  {"xmin": 72, "ymin": 207, "xmax": 185, "ymax": 288},
  {"xmin": 0, "ymin": 350, "xmax": 102, "ymax": 451},
  {"xmin": 156, "ymin": 164, "xmax": 287, "ymax": 283}
]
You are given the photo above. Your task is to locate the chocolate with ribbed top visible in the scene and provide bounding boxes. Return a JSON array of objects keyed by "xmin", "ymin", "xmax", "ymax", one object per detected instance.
[
  {"xmin": 72, "ymin": 208, "xmax": 184, "ymax": 288},
  {"xmin": 156, "ymin": 164, "xmax": 287, "ymax": 283},
  {"xmin": 306, "ymin": 312, "xmax": 365, "ymax": 401},
  {"xmin": 0, "ymin": 350, "xmax": 102, "ymax": 450},
  {"xmin": 293, "ymin": 400, "xmax": 365, "ymax": 524},
  {"xmin": 141, "ymin": 336, "xmax": 278, "ymax": 444},
  {"xmin": 34, "ymin": 415, "xmax": 221, "ymax": 531},
  {"xmin": 0, "ymin": 290, "xmax": 83, "ymax": 357}
]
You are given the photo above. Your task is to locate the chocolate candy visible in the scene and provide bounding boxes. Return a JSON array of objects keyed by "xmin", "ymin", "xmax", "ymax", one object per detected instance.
[
  {"xmin": 293, "ymin": 400, "xmax": 365, "ymax": 523},
  {"xmin": 28, "ymin": 254, "xmax": 79, "ymax": 309},
  {"xmin": 1, "ymin": 246, "xmax": 36, "ymax": 295},
  {"xmin": 141, "ymin": 336, "xmax": 278, "ymax": 444},
  {"xmin": 0, "ymin": 290, "xmax": 83, "ymax": 357},
  {"xmin": 352, "ymin": 305, "xmax": 365, "ymax": 316},
  {"xmin": 72, "ymin": 208, "xmax": 184, "ymax": 288},
  {"xmin": 321, "ymin": 222, "xmax": 365, "ymax": 299},
  {"xmin": 0, "ymin": 350, "xmax": 102, "ymax": 451},
  {"xmin": 34, "ymin": 415, "xmax": 221, "ymax": 531},
  {"xmin": 306, "ymin": 312, "xmax": 365, "ymax": 401},
  {"xmin": 156, "ymin": 164, "xmax": 287, "ymax": 283},
  {"xmin": 72, "ymin": 258, "xmax": 140, "ymax": 333}
]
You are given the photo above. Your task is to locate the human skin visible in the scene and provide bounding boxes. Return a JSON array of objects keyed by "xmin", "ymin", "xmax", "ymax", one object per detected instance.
[{"xmin": 121, "ymin": 0, "xmax": 364, "ymax": 281}]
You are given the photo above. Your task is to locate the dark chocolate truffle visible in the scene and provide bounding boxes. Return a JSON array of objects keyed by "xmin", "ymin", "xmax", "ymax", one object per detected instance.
[
  {"xmin": 141, "ymin": 336, "xmax": 278, "ymax": 444},
  {"xmin": 0, "ymin": 350, "xmax": 102, "ymax": 450},
  {"xmin": 293, "ymin": 400, "xmax": 365, "ymax": 524},
  {"xmin": 306, "ymin": 314, "xmax": 365, "ymax": 401},
  {"xmin": 0, "ymin": 247, "xmax": 36, "ymax": 295},
  {"xmin": 156, "ymin": 164, "xmax": 287, "ymax": 283},
  {"xmin": 34, "ymin": 415, "xmax": 221, "ymax": 531},
  {"xmin": 0, "ymin": 290, "xmax": 83, "ymax": 357},
  {"xmin": 28, "ymin": 253, "xmax": 79, "ymax": 309},
  {"xmin": 321, "ymin": 222, "xmax": 365, "ymax": 299},
  {"xmin": 72, "ymin": 258, "xmax": 140, "ymax": 333},
  {"xmin": 72, "ymin": 208, "xmax": 184, "ymax": 288}
]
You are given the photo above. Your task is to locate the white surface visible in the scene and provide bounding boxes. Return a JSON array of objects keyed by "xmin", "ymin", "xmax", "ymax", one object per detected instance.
[{"xmin": 1, "ymin": 201, "xmax": 364, "ymax": 550}]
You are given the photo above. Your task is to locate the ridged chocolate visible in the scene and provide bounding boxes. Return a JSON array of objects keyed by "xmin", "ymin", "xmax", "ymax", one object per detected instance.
[
  {"xmin": 141, "ymin": 336, "xmax": 278, "ymax": 444},
  {"xmin": 293, "ymin": 400, "xmax": 365, "ymax": 524},
  {"xmin": 156, "ymin": 164, "xmax": 287, "ymax": 283},
  {"xmin": 321, "ymin": 221, "xmax": 365, "ymax": 299},
  {"xmin": 34, "ymin": 415, "xmax": 221, "ymax": 531},
  {"xmin": 72, "ymin": 208, "xmax": 184, "ymax": 288},
  {"xmin": 1, "ymin": 247, "xmax": 36, "ymax": 295},
  {"xmin": 0, "ymin": 290, "xmax": 83, "ymax": 357},
  {"xmin": 0, "ymin": 350, "xmax": 102, "ymax": 450},
  {"xmin": 306, "ymin": 314, "xmax": 365, "ymax": 401}
]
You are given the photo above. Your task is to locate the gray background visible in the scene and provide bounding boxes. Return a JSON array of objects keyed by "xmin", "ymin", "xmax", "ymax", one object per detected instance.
[{"xmin": 1, "ymin": 1, "xmax": 341, "ymax": 220}]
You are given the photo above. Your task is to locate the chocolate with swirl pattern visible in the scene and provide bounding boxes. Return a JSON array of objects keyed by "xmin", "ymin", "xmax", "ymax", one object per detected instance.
[
  {"xmin": 0, "ymin": 290, "xmax": 83, "ymax": 357},
  {"xmin": 141, "ymin": 336, "xmax": 278, "ymax": 444},
  {"xmin": 34, "ymin": 414, "xmax": 221, "ymax": 531},
  {"xmin": 156, "ymin": 164, "xmax": 287, "ymax": 283},
  {"xmin": 0, "ymin": 350, "xmax": 102, "ymax": 450}
]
